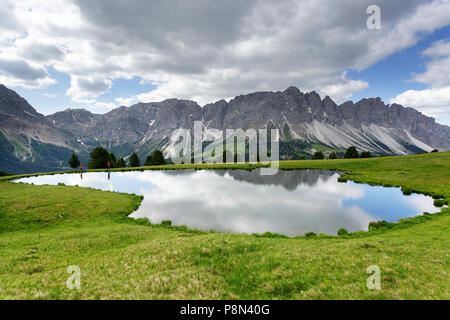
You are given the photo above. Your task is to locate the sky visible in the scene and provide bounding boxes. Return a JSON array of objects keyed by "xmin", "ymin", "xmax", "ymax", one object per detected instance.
[{"xmin": 0, "ymin": 0, "xmax": 450, "ymax": 126}]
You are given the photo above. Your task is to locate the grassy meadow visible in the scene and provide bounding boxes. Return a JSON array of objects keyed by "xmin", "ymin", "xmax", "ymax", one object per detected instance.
[{"xmin": 0, "ymin": 152, "xmax": 449, "ymax": 299}]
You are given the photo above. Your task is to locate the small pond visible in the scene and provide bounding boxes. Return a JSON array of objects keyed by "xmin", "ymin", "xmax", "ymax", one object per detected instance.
[{"xmin": 14, "ymin": 169, "xmax": 440, "ymax": 236}]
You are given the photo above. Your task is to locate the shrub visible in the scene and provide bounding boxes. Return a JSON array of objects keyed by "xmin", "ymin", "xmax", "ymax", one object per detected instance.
[
  {"xmin": 328, "ymin": 152, "xmax": 337, "ymax": 159},
  {"xmin": 434, "ymin": 199, "xmax": 448, "ymax": 207},
  {"xmin": 360, "ymin": 151, "xmax": 372, "ymax": 158},
  {"xmin": 368, "ymin": 220, "xmax": 393, "ymax": 231},
  {"xmin": 401, "ymin": 187, "xmax": 413, "ymax": 195},
  {"xmin": 255, "ymin": 232, "xmax": 289, "ymax": 239},
  {"xmin": 0, "ymin": 170, "xmax": 9, "ymax": 177},
  {"xmin": 161, "ymin": 220, "xmax": 172, "ymax": 226},
  {"xmin": 305, "ymin": 232, "xmax": 317, "ymax": 238},
  {"xmin": 337, "ymin": 228, "xmax": 349, "ymax": 236},
  {"xmin": 431, "ymin": 149, "xmax": 439, "ymax": 153}
]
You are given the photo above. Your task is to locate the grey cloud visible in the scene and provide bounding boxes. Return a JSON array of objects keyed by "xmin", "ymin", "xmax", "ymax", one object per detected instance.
[
  {"xmin": 2, "ymin": 0, "xmax": 449, "ymax": 107},
  {"xmin": 0, "ymin": 2, "xmax": 20, "ymax": 31},
  {"xmin": 76, "ymin": 77, "xmax": 111, "ymax": 93},
  {"xmin": 69, "ymin": 0, "xmax": 434, "ymax": 80},
  {"xmin": 74, "ymin": 0, "xmax": 258, "ymax": 47},
  {"xmin": 20, "ymin": 43, "xmax": 64, "ymax": 62},
  {"xmin": 0, "ymin": 58, "xmax": 48, "ymax": 80}
]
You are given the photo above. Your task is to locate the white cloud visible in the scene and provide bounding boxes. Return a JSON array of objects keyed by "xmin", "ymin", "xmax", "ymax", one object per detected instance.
[
  {"xmin": 391, "ymin": 87, "xmax": 450, "ymax": 120},
  {"xmin": 391, "ymin": 40, "xmax": 450, "ymax": 123},
  {"xmin": 115, "ymin": 96, "xmax": 139, "ymax": 107},
  {"xmin": 319, "ymin": 73, "xmax": 369, "ymax": 103},
  {"xmin": 91, "ymin": 101, "xmax": 116, "ymax": 111},
  {"xmin": 413, "ymin": 40, "xmax": 450, "ymax": 88},
  {"xmin": 66, "ymin": 76, "xmax": 113, "ymax": 101}
]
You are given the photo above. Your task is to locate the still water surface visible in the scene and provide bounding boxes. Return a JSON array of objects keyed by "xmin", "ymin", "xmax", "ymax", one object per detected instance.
[{"xmin": 14, "ymin": 169, "xmax": 440, "ymax": 236}]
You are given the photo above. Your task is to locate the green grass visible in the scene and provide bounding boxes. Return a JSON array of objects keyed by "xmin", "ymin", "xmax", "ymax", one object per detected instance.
[{"xmin": 0, "ymin": 152, "xmax": 449, "ymax": 299}]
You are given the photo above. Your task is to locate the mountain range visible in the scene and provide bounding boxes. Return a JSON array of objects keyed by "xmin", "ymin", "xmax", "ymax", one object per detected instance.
[{"xmin": 1, "ymin": 84, "xmax": 449, "ymax": 173}]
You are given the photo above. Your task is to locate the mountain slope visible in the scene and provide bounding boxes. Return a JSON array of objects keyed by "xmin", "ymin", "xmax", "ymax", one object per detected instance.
[{"xmin": 0, "ymin": 85, "xmax": 87, "ymax": 173}]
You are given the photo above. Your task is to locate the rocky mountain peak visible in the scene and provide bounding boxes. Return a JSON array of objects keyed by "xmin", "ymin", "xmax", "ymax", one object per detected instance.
[
  {"xmin": 1, "ymin": 84, "xmax": 449, "ymax": 173},
  {"xmin": 0, "ymin": 83, "xmax": 48, "ymax": 124},
  {"xmin": 283, "ymin": 86, "xmax": 303, "ymax": 97}
]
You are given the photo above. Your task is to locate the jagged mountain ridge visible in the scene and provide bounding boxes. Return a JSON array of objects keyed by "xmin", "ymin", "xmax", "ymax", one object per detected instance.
[
  {"xmin": 49, "ymin": 86, "xmax": 450, "ymax": 157},
  {"xmin": 1, "ymin": 84, "xmax": 449, "ymax": 173}
]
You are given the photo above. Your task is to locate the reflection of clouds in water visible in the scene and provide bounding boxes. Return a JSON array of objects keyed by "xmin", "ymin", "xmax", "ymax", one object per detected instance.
[
  {"xmin": 66, "ymin": 174, "xmax": 114, "ymax": 191},
  {"xmin": 15, "ymin": 170, "xmax": 439, "ymax": 236},
  {"xmin": 16, "ymin": 173, "xmax": 115, "ymax": 191},
  {"xmin": 131, "ymin": 170, "xmax": 374, "ymax": 235},
  {"xmin": 404, "ymin": 194, "xmax": 440, "ymax": 215}
]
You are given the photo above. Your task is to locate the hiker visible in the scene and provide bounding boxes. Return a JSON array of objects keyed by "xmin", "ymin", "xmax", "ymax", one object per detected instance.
[
  {"xmin": 107, "ymin": 160, "xmax": 110, "ymax": 170},
  {"xmin": 80, "ymin": 163, "xmax": 83, "ymax": 171}
]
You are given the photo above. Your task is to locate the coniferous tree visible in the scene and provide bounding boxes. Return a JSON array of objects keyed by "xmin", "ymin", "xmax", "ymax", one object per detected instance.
[
  {"xmin": 145, "ymin": 155, "xmax": 153, "ymax": 166},
  {"xmin": 344, "ymin": 146, "xmax": 359, "ymax": 159},
  {"xmin": 88, "ymin": 147, "xmax": 109, "ymax": 169},
  {"xmin": 151, "ymin": 150, "xmax": 166, "ymax": 165},
  {"xmin": 68, "ymin": 153, "xmax": 81, "ymax": 169},
  {"xmin": 145, "ymin": 150, "xmax": 166, "ymax": 166},
  {"xmin": 313, "ymin": 151, "xmax": 324, "ymax": 160},
  {"xmin": 329, "ymin": 151, "xmax": 337, "ymax": 159},
  {"xmin": 116, "ymin": 158, "xmax": 126, "ymax": 168},
  {"xmin": 129, "ymin": 152, "xmax": 140, "ymax": 167},
  {"xmin": 108, "ymin": 152, "xmax": 117, "ymax": 168}
]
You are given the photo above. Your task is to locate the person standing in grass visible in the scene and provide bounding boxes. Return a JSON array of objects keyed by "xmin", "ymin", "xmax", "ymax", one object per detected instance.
[{"xmin": 107, "ymin": 160, "xmax": 110, "ymax": 170}]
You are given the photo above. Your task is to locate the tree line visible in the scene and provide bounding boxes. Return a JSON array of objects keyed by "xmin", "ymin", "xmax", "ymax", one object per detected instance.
[
  {"xmin": 69, "ymin": 145, "xmax": 441, "ymax": 169},
  {"xmin": 68, "ymin": 147, "xmax": 166, "ymax": 169},
  {"xmin": 312, "ymin": 146, "xmax": 373, "ymax": 160}
]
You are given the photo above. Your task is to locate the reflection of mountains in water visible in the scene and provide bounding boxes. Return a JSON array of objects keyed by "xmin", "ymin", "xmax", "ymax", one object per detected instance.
[
  {"xmin": 160, "ymin": 168, "xmax": 341, "ymax": 190},
  {"xmin": 218, "ymin": 169, "xmax": 340, "ymax": 191}
]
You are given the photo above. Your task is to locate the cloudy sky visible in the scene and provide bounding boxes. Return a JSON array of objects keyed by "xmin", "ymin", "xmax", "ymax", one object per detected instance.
[{"xmin": 1, "ymin": 0, "xmax": 450, "ymax": 125}]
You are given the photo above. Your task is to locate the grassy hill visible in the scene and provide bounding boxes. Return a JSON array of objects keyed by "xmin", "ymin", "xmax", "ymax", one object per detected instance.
[{"xmin": 0, "ymin": 152, "xmax": 448, "ymax": 299}]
